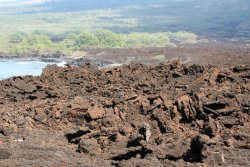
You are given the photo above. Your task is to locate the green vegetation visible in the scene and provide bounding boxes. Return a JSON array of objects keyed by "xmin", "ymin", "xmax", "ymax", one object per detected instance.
[
  {"xmin": 0, "ymin": 30, "xmax": 197, "ymax": 56},
  {"xmin": 153, "ymin": 55, "xmax": 166, "ymax": 62},
  {"xmin": 0, "ymin": 8, "xmax": 135, "ymax": 37},
  {"xmin": 165, "ymin": 32, "xmax": 198, "ymax": 44},
  {"xmin": 0, "ymin": 0, "xmax": 249, "ymax": 41},
  {"xmin": 0, "ymin": 0, "xmax": 248, "ymax": 58},
  {"xmin": 94, "ymin": 30, "xmax": 127, "ymax": 48},
  {"xmin": 74, "ymin": 32, "xmax": 100, "ymax": 48},
  {"xmin": 126, "ymin": 33, "xmax": 172, "ymax": 47},
  {"xmin": 1, "ymin": 33, "xmax": 68, "ymax": 55}
]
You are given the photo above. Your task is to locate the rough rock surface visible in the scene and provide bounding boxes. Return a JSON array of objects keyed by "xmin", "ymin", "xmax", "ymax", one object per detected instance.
[{"xmin": 0, "ymin": 61, "xmax": 249, "ymax": 166}]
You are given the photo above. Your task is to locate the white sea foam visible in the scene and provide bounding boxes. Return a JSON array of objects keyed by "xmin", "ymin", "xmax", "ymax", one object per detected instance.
[
  {"xmin": 57, "ymin": 61, "xmax": 66, "ymax": 67},
  {"xmin": 17, "ymin": 62, "xmax": 30, "ymax": 65},
  {"xmin": 36, "ymin": 61, "xmax": 47, "ymax": 64},
  {"xmin": 109, "ymin": 63, "xmax": 122, "ymax": 67}
]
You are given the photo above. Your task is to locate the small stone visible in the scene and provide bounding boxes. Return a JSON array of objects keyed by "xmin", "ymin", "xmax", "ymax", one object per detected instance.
[
  {"xmin": 15, "ymin": 116, "xmax": 26, "ymax": 126},
  {"xmin": 34, "ymin": 114, "xmax": 47, "ymax": 123},
  {"xmin": 140, "ymin": 123, "xmax": 151, "ymax": 142},
  {"xmin": 72, "ymin": 96, "xmax": 90, "ymax": 110},
  {"xmin": 119, "ymin": 125, "xmax": 134, "ymax": 136},
  {"xmin": 203, "ymin": 117, "xmax": 217, "ymax": 138},
  {"xmin": 35, "ymin": 108, "xmax": 45, "ymax": 115},
  {"xmin": 0, "ymin": 149, "xmax": 11, "ymax": 159},
  {"xmin": 27, "ymin": 108, "xmax": 36, "ymax": 118},
  {"xmin": 0, "ymin": 133, "xmax": 4, "ymax": 138},
  {"xmin": 65, "ymin": 127, "xmax": 89, "ymax": 143},
  {"xmin": 10, "ymin": 80, "xmax": 37, "ymax": 93},
  {"xmin": 87, "ymin": 105, "xmax": 106, "ymax": 120},
  {"xmin": 176, "ymin": 95, "xmax": 196, "ymax": 120},
  {"xmin": 224, "ymin": 138, "xmax": 235, "ymax": 148},
  {"xmin": 0, "ymin": 127, "xmax": 15, "ymax": 136},
  {"xmin": 78, "ymin": 139, "xmax": 101, "ymax": 155},
  {"xmin": 54, "ymin": 109, "xmax": 62, "ymax": 119}
]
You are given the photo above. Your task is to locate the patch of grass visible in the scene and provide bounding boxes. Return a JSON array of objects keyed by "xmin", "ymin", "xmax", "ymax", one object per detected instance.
[
  {"xmin": 70, "ymin": 51, "xmax": 88, "ymax": 59},
  {"xmin": 153, "ymin": 55, "xmax": 166, "ymax": 62},
  {"xmin": 165, "ymin": 32, "xmax": 198, "ymax": 44}
]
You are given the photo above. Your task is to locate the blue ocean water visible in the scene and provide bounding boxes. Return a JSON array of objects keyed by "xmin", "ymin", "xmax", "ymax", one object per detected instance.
[{"xmin": 0, "ymin": 60, "xmax": 57, "ymax": 80}]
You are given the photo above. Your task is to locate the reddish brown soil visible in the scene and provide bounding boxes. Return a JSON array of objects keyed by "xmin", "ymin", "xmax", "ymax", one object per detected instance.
[{"xmin": 0, "ymin": 43, "xmax": 250, "ymax": 166}]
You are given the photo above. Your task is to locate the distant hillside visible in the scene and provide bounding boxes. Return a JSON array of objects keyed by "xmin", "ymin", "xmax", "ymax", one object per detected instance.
[
  {"xmin": 40, "ymin": 0, "xmax": 155, "ymax": 12},
  {"xmin": 0, "ymin": 0, "xmax": 249, "ymax": 41}
]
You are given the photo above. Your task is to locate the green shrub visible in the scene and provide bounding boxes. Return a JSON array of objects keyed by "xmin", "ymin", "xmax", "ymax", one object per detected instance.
[
  {"xmin": 153, "ymin": 55, "xmax": 166, "ymax": 62},
  {"xmin": 8, "ymin": 32, "xmax": 26, "ymax": 43},
  {"xmin": 126, "ymin": 32, "xmax": 173, "ymax": 47},
  {"xmin": 74, "ymin": 32, "xmax": 99, "ymax": 48},
  {"xmin": 94, "ymin": 29, "xmax": 126, "ymax": 48},
  {"xmin": 0, "ymin": 30, "xmax": 198, "ymax": 56}
]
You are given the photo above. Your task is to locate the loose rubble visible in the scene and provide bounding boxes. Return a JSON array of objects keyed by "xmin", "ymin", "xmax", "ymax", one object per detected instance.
[{"xmin": 0, "ymin": 60, "xmax": 249, "ymax": 166}]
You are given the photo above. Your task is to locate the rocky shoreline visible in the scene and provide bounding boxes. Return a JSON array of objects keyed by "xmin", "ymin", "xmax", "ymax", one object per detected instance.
[
  {"xmin": 0, "ymin": 55, "xmax": 118, "ymax": 69},
  {"xmin": 0, "ymin": 60, "xmax": 249, "ymax": 166}
]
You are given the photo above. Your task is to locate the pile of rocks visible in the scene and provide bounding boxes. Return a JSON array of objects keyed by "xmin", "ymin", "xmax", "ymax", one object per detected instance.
[{"xmin": 0, "ymin": 61, "xmax": 249, "ymax": 166}]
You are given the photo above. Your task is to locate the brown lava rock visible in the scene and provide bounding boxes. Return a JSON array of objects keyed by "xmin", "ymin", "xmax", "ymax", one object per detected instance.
[{"xmin": 0, "ymin": 60, "xmax": 249, "ymax": 167}]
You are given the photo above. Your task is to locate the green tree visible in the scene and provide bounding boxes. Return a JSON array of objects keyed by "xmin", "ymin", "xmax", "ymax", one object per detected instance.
[
  {"xmin": 126, "ymin": 33, "xmax": 172, "ymax": 47},
  {"xmin": 9, "ymin": 32, "xmax": 26, "ymax": 43},
  {"xmin": 74, "ymin": 32, "xmax": 99, "ymax": 48},
  {"xmin": 21, "ymin": 34, "xmax": 53, "ymax": 54},
  {"xmin": 25, "ymin": 34, "xmax": 52, "ymax": 46},
  {"xmin": 63, "ymin": 33, "xmax": 78, "ymax": 47},
  {"xmin": 94, "ymin": 29, "xmax": 126, "ymax": 48}
]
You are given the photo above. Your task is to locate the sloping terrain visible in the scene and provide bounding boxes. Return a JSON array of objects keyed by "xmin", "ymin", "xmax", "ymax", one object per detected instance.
[
  {"xmin": 0, "ymin": 58, "xmax": 249, "ymax": 166},
  {"xmin": 1, "ymin": 0, "xmax": 250, "ymax": 41}
]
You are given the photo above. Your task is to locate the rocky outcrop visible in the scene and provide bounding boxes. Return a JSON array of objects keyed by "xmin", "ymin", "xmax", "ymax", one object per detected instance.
[{"xmin": 0, "ymin": 61, "xmax": 249, "ymax": 166}]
